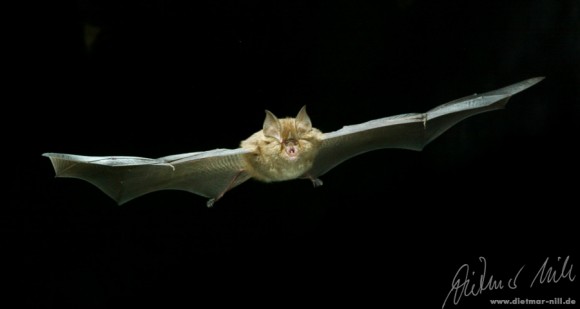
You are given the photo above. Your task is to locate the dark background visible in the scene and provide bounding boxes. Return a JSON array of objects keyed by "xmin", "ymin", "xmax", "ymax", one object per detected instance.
[{"xmin": 8, "ymin": 0, "xmax": 578, "ymax": 308}]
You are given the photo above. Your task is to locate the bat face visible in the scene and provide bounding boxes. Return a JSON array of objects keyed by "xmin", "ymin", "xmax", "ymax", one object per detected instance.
[{"xmin": 240, "ymin": 106, "xmax": 324, "ymax": 182}]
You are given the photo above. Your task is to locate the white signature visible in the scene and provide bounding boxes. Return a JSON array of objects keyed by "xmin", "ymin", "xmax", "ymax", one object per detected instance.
[{"xmin": 442, "ymin": 256, "xmax": 575, "ymax": 308}]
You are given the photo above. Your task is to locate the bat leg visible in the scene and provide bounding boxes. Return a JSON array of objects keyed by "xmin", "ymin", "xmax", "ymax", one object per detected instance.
[{"xmin": 206, "ymin": 170, "xmax": 245, "ymax": 208}]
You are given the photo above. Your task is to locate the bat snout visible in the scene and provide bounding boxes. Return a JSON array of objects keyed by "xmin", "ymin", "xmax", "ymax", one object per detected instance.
[
  {"xmin": 285, "ymin": 144, "xmax": 298, "ymax": 157},
  {"xmin": 283, "ymin": 141, "xmax": 300, "ymax": 160}
]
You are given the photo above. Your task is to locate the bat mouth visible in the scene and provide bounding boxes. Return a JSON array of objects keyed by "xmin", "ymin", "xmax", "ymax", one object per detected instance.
[{"xmin": 285, "ymin": 144, "xmax": 299, "ymax": 160}]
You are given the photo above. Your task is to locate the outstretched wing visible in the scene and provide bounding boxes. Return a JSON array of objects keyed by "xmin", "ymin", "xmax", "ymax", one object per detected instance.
[
  {"xmin": 307, "ymin": 77, "xmax": 544, "ymax": 178},
  {"xmin": 44, "ymin": 148, "xmax": 252, "ymax": 206}
]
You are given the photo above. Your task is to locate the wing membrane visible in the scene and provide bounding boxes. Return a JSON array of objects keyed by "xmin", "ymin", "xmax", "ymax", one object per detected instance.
[
  {"xmin": 44, "ymin": 148, "xmax": 251, "ymax": 205},
  {"xmin": 308, "ymin": 77, "xmax": 544, "ymax": 178}
]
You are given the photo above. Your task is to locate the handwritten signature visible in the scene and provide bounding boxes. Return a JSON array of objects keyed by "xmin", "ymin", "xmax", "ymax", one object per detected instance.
[{"xmin": 442, "ymin": 256, "xmax": 575, "ymax": 308}]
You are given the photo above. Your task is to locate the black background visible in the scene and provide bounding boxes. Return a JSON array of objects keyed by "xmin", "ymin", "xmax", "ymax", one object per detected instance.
[{"xmin": 7, "ymin": 0, "xmax": 578, "ymax": 308}]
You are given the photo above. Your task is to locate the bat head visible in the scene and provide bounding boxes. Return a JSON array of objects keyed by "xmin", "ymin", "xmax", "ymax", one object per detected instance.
[{"xmin": 262, "ymin": 106, "xmax": 319, "ymax": 161}]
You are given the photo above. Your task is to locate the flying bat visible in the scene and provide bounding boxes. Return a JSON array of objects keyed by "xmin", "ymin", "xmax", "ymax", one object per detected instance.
[{"xmin": 44, "ymin": 77, "xmax": 544, "ymax": 207}]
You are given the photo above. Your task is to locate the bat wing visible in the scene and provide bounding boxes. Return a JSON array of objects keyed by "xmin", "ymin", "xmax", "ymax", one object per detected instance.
[
  {"xmin": 43, "ymin": 148, "xmax": 252, "ymax": 207},
  {"xmin": 307, "ymin": 77, "xmax": 544, "ymax": 178}
]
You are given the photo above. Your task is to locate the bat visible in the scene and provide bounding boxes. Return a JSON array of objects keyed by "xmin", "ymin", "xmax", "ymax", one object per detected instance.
[{"xmin": 44, "ymin": 77, "xmax": 544, "ymax": 207}]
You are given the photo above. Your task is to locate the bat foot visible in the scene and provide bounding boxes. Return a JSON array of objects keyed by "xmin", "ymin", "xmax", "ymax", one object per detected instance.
[
  {"xmin": 311, "ymin": 178, "xmax": 323, "ymax": 187},
  {"xmin": 206, "ymin": 198, "xmax": 216, "ymax": 208}
]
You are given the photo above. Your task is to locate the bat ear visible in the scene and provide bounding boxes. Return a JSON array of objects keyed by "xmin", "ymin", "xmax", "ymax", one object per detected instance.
[
  {"xmin": 263, "ymin": 110, "xmax": 282, "ymax": 140},
  {"xmin": 295, "ymin": 105, "xmax": 312, "ymax": 134}
]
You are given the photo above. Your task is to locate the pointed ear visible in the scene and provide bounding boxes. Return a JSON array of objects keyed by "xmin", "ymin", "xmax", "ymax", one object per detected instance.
[
  {"xmin": 263, "ymin": 110, "xmax": 282, "ymax": 140},
  {"xmin": 295, "ymin": 105, "xmax": 312, "ymax": 134}
]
